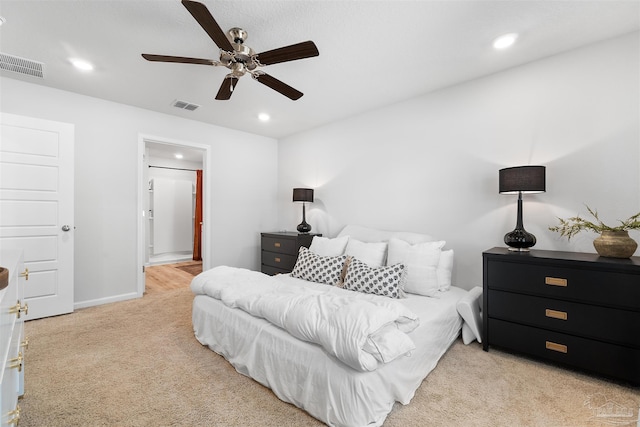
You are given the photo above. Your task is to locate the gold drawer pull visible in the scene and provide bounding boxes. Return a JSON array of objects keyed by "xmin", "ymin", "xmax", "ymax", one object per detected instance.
[
  {"xmin": 8, "ymin": 352, "xmax": 23, "ymax": 372},
  {"xmin": 545, "ymin": 277, "xmax": 567, "ymax": 287},
  {"xmin": 274, "ymin": 257, "xmax": 281, "ymax": 263},
  {"xmin": 21, "ymin": 338, "xmax": 29, "ymax": 350},
  {"xmin": 7, "ymin": 405, "xmax": 20, "ymax": 425},
  {"xmin": 9, "ymin": 301, "xmax": 21, "ymax": 319},
  {"xmin": 274, "ymin": 242, "xmax": 281, "ymax": 248},
  {"xmin": 545, "ymin": 309, "xmax": 568, "ymax": 320},
  {"xmin": 545, "ymin": 341, "xmax": 567, "ymax": 353},
  {"xmin": 20, "ymin": 268, "xmax": 29, "ymax": 280}
]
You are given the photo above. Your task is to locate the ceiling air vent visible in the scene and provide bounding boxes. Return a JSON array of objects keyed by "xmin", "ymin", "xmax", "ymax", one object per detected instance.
[
  {"xmin": 0, "ymin": 52, "xmax": 45, "ymax": 78},
  {"xmin": 172, "ymin": 100, "xmax": 200, "ymax": 111}
]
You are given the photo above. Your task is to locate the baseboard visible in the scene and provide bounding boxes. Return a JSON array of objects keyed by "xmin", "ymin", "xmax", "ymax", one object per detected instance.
[
  {"xmin": 148, "ymin": 252, "xmax": 193, "ymax": 266},
  {"xmin": 74, "ymin": 291, "xmax": 140, "ymax": 310}
]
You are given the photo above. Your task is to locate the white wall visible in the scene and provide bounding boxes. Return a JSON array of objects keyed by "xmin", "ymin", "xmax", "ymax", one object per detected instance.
[
  {"xmin": 151, "ymin": 177, "xmax": 193, "ymax": 254},
  {"xmin": 0, "ymin": 78, "xmax": 279, "ymax": 307},
  {"xmin": 277, "ymin": 33, "xmax": 640, "ymax": 289}
]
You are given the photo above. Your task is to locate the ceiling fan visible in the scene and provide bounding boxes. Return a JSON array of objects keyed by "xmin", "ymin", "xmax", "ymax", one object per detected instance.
[{"xmin": 142, "ymin": 0, "xmax": 319, "ymax": 101}]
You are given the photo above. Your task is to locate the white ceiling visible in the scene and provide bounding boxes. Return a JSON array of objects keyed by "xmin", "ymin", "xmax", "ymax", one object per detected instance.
[{"xmin": 1, "ymin": 1, "xmax": 638, "ymax": 139}]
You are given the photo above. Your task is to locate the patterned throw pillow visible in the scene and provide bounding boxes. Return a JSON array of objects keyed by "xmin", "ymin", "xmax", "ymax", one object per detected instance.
[
  {"xmin": 291, "ymin": 247, "xmax": 348, "ymax": 286},
  {"xmin": 343, "ymin": 258, "xmax": 406, "ymax": 299}
]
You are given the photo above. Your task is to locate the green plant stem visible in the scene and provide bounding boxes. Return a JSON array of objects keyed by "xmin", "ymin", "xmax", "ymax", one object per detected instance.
[{"xmin": 549, "ymin": 206, "xmax": 640, "ymax": 241}]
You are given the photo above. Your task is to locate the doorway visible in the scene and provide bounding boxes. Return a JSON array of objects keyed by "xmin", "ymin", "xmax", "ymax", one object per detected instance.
[
  {"xmin": 144, "ymin": 260, "xmax": 201, "ymax": 294},
  {"xmin": 137, "ymin": 135, "xmax": 211, "ymax": 297}
]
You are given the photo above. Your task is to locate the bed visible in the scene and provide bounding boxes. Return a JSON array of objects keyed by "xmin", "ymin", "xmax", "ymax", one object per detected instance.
[{"xmin": 191, "ymin": 225, "xmax": 476, "ymax": 427}]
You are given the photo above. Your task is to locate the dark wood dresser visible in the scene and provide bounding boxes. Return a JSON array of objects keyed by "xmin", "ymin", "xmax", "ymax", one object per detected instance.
[
  {"xmin": 261, "ymin": 232, "xmax": 320, "ymax": 275},
  {"xmin": 483, "ymin": 247, "xmax": 640, "ymax": 384}
]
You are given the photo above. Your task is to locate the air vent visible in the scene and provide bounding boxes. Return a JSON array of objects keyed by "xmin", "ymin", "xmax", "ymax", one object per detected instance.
[
  {"xmin": 0, "ymin": 52, "xmax": 44, "ymax": 78},
  {"xmin": 172, "ymin": 100, "xmax": 200, "ymax": 111}
]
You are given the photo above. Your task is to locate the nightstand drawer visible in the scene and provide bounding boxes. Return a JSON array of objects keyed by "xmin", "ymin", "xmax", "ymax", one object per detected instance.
[
  {"xmin": 262, "ymin": 251, "xmax": 297, "ymax": 271},
  {"xmin": 488, "ymin": 290, "xmax": 640, "ymax": 348},
  {"xmin": 260, "ymin": 232, "xmax": 319, "ymax": 275},
  {"xmin": 261, "ymin": 265, "xmax": 290, "ymax": 276},
  {"xmin": 261, "ymin": 236, "xmax": 298, "ymax": 255},
  {"xmin": 485, "ymin": 259, "xmax": 640, "ymax": 310},
  {"xmin": 489, "ymin": 319, "xmax": 640, "ymax": 384}
]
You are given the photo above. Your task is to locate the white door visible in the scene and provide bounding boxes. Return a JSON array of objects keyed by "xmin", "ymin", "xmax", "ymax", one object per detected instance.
[{"xmin": 0, "ymin": 113, "xmax": 74, "ymax": 320}]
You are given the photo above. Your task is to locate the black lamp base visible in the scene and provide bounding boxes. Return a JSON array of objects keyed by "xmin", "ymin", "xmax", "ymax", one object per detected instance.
[
  {"xmin": 297, "ymin": 221, "xmax": 312, "ymax": 233},
  {"xmin": 504, "ymin": 190, "xmax": 537, "ymax": 252},
  {"xmin": 504, "ymin": 228, "xmax": 536, "ymax": 252},
  {"xmin": 297, "ymin": 202, "xmax": 312, "ymax": 233}
]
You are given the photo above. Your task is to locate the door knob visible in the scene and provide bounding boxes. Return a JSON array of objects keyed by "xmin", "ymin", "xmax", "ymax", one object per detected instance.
[{"xmin": 62, "ymin": 225, "xmax": 71, "ymax": 232}]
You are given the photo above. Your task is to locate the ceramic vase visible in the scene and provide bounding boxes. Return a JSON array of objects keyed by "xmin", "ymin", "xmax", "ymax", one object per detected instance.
[{"xmin": 593, "ymin": 230, "xmax": 638, "ymax": 258}]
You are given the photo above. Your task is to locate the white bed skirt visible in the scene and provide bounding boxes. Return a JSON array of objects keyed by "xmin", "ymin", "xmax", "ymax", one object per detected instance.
[{"xmin": 192, "ymin": 274, "xmax": 465, "ymax": 427}]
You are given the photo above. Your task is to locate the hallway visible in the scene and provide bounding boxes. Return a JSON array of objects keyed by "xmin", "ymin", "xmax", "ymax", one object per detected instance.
[{"xmin": 145, "ymin": 260, "xmax": 202, "ymax": 294}]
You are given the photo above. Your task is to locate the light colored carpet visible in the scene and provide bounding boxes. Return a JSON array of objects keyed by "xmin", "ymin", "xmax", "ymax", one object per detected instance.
[{"xmin": 20, "ymin": 287, "xmax": 639, "ymax": 426}]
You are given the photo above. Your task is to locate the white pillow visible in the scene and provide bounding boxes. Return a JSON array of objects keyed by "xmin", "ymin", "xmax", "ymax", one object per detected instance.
[
  {"xmin": 344, "ymin": 239, "xmax": 387, "ymax": 267},
  {"xmin": 309, "ymin": 235, "xmax": 349, "ymax": 257},
  {"xmin": 387, "ymin": 239, "xmax": 445, "ymax": 297},
  {"xmin": 457, "ymin": 287, "xmax": 483, "ymax": 344},
  {"xmin": 437, "ymin": 249, "xmax": 454, "ymax": 291}
]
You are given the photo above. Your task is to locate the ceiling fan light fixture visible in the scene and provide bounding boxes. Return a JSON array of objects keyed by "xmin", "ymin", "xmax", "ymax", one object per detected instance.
[
  {"xmin": 228, "ymin": 27, "xmax": 247, "ymax": 44},
  {"xmin": 493, "ymin": 33, "xmax": 518, "ymax": 50},
  {"xmin": 143, "ymin": 0, "xmax": 318, "ymax": 101}
]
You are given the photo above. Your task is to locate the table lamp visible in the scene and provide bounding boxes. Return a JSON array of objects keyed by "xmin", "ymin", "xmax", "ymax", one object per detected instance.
[
  {"xmin": 293, "ymin": 188, "xmax": 314, "ymax": 233},
  {"xmin": 499, "ymin": 166, "xmax": 546, "ymax": 251}
]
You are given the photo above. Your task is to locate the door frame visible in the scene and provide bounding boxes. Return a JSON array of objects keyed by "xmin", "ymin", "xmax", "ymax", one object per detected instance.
[{"xmin": 136, "ymin": 134, "xmax": 212, "ymax": 297}]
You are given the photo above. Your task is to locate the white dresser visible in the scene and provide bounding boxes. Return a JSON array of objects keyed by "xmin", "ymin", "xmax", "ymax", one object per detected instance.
[{"xmin": 0, "ymin": 251, "xmax": 27, "ymax": 426}]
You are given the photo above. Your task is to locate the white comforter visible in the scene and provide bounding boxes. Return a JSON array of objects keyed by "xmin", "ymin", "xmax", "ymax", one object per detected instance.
[{"xmin": 190, "ymin": 266, "xmax": 420, "ymax": 372}]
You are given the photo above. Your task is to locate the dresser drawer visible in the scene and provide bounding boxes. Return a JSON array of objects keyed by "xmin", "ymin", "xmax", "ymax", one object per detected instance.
[
  {"xmin": 261, "ymin": 236, "xmax": 298, "ymax": 255},
  {"xmin": 488, "ymin": 290, "xmax": 640, "ymax": 348},
  {"xmin": 262, "ymin": 250, "xmax": 297, "ymax": 271},
  {"xmin": 489, "ymin": 319, "xmax": 640, "ymax": 384},
  {"xmin": 485, "ymin": 258, "xmax": 640, "ymax": 310}
]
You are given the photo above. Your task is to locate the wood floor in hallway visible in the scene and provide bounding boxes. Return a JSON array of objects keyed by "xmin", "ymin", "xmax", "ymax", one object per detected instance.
[{"xmin": 145, "ymin": 260, "xmax": 202, "ymax": 294}]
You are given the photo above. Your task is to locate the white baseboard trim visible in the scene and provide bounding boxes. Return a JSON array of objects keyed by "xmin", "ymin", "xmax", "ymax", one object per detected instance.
[{"xmin": 74, "ymin": 291, "xmax": 140, "ymax": 310}]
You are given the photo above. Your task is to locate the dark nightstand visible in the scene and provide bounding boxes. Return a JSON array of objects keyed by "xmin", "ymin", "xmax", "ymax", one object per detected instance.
[
  {"xmin": 483, "ymin": 247, "xmax": 640, "ymax": 384},
  {"xmin": 261, "ymin": 232, "xmax": 321, "ymax": 275}
]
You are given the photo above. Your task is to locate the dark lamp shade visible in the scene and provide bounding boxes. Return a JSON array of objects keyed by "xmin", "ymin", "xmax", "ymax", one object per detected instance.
[
  {"xmin": 293, "ymin": 188, "xmax": 314, "ymax": 203},
  {"xmin": 499, "ymin": 166, "xmax": 546, "ymax": 194}
]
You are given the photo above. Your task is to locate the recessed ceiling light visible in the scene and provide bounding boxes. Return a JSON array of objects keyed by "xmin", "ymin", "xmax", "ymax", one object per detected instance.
[
  {"xmin": 493, "ymin": 33, "xmax": 518, "ymax": 50},
  {"xmin": 70, "ymin": 58, "xmax": 94, "ymax": 71},
  {"xmin": 258, "ymin": 113, "xmax": 270, "ymax": 122},
  {"xmin": 175, "ymin": 153, "xmax": 183, "ymax": 159}
]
